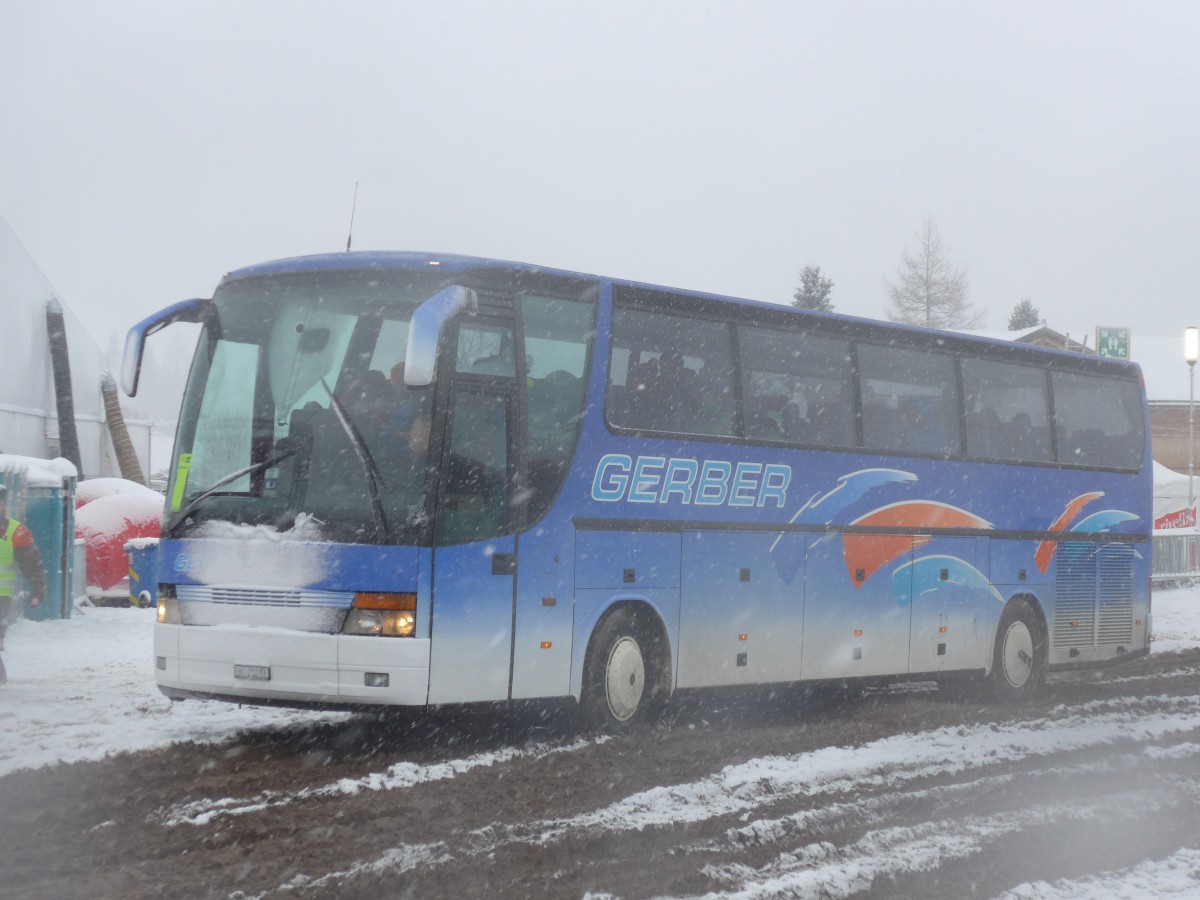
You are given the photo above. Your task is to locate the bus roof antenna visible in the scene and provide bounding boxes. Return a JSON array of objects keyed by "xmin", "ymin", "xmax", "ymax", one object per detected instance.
[{"xmin": 345, "ymin": 181, "xmax": 359, "ymax": 252}]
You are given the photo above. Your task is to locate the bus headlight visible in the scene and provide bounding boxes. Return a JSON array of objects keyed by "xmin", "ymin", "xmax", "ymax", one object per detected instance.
[
  {"xmin": 156, "ymin": 584, "xmax": 181, "ymax": 625},
  {"xmin": 342, "ymin": 593, "xmax": 416, "ymax": 637},
  {"xmin": 344, "ymin": 609, "xmax": 384, "ymax": 635}
]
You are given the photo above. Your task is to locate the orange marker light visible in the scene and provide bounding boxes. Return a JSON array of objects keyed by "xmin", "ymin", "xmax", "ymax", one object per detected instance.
[{"xmin": 354, "ymin": 592, "xmax": 417, "ymax": 611}]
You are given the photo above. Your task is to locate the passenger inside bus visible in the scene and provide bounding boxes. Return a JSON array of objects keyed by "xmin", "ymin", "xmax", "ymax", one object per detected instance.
[
  {"xmin": 620, "ymin": 351, "xmax": 701, "ymax": 432},
  {"xmin": 283, "ymin": 368, "xmax": 434, "ymax": 531}
]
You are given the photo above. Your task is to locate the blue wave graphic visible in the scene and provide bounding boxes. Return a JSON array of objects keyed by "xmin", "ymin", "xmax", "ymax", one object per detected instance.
[
  {"xmin": 803, "ymin": 468, "xmax": 918, "ymax": 522},
  {"xmin": 1070, "ymin": 510, "xmax": 1139, "ymax": 533},
  {"xmin": 770, "ymin": 468, "xmax": 917, "ymax": 585},
  {"xmin": 893, "ymin": 555, "xmax": 1004, "ymax": 607}
]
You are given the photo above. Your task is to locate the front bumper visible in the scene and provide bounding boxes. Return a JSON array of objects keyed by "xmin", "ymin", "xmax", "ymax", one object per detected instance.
[{"xmin": 154, "ymin": 622, "xmax": 430, "ymax": 706}]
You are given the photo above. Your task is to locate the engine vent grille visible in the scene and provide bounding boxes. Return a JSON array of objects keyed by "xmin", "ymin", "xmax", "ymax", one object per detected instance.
[
  {"xmin": 1053, "ymin": 542, "xmax": 1134, "ymax": 649},
  {"xmin": 1097, "ymin": 544, "xmax": 1134, "ymax": 645}
]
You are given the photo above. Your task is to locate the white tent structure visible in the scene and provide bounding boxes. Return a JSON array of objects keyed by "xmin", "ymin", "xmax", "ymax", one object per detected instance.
[
  {"xmin": 1154, "ymin": 462, "xmax": 1197, "ymax": 531},
  {"xmin": 0, "ymin": 216, "xmax": 166, "ymax": 480}
]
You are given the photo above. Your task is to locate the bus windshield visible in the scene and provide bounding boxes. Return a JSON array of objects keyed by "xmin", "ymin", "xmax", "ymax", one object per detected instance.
[{"xmin": 166, "ymin": 268, "xmax": 451, "ymax": 543}]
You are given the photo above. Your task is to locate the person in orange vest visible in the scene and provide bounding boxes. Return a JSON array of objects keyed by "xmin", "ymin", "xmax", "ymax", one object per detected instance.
[{"xmin": 0, "ymin": 483, "xmax": 46, "ymax": 685}]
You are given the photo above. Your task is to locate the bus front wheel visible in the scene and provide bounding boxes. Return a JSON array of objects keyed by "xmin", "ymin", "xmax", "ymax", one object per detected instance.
[
  {"xmin": 989, "ymin": 599, "xmax": 1046, "ymax": 702},
  {"xmin": 580, "ymin": 609, "xmax": 669, "ymax": 732}
]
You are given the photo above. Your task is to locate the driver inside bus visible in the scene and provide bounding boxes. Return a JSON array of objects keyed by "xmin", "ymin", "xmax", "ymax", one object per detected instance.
[
  {"xmin": 382, "ymin": 390, "xmax": 433, "ymax": 522},
  {"xmin": 396, "ymin": 399, "xmax": 431, "ymax": 458},
  {"xmin": 387, "ymin": 363, "xmax": 431, "ymax": 458}
]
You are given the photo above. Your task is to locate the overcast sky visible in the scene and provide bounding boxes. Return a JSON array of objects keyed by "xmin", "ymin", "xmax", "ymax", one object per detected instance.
[{"xmin": 3, "ymin": 1, "xmax": 1198, "ymax": 355}]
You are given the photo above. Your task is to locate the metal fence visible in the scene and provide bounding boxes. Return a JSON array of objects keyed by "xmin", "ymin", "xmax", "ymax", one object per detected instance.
[{"xmin": 1152, "ymin": 531, "xmax": 1200, "ymax": 585}]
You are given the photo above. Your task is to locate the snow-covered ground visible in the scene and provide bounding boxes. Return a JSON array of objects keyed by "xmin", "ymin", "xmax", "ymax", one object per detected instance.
[
  {"xmin": 1152, "ymin": 585, "xmax": 1200, "ymax": 653},
  {"xmin": 0, "ymin": 606, "xmax": 351, "ymax": 779},
  {"xmin": 2, "ymin": 587, "xmax": 1197, "ymax": 780}
]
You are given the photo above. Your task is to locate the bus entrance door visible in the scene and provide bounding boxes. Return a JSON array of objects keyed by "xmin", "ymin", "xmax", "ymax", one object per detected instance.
[
  {"xmin": 427, "ymin": 536, "xmax": 516, "ymax": 704},
  {"xmin": 427, "ymin": 389, "xmax": 515, "ymax": 704}
]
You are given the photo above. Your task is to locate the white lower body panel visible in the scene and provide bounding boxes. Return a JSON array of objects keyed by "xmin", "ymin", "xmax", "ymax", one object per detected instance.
[{"xmin": 155, "ymin": 623, "xmax": 430, "ymax": 706}]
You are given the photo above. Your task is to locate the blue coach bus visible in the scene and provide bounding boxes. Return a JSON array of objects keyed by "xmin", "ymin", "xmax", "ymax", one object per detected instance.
[{"xmin": 123, "ymin": 252, "xmax": 1151, "ymax": 729}]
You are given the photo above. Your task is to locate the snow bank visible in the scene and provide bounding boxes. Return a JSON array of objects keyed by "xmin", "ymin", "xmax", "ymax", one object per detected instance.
[{"xmin": 1152, "ymin": 586, "xmax": 1200, "ymax": 653}]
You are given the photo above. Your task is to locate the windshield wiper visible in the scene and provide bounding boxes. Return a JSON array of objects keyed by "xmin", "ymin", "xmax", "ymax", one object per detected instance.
[
  {"xmin": 171, "ymin": 449, "xmax": 297, "ymax": 526},
  {"xmin": 321, "ymin": 377, "xmax": 390, "ymax": 540}
]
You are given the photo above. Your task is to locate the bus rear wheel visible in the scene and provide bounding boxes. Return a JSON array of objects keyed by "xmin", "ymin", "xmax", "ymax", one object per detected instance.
[
  {"xmin": 989, "ymin": 599, "xmax": 1046, "ymax": 702},
  {"xmin": 580, "ymin": 609, "xmax": 669, "ymax": 732}
]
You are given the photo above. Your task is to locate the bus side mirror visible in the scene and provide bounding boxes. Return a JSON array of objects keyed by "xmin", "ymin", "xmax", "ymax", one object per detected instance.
[
  {"xmin": 122, "ymin": 298, "xmax": 213, "ymax": 396},
  {"xmin": 404, "ymin": 286, "xmax": 478, "ymax": 386}
]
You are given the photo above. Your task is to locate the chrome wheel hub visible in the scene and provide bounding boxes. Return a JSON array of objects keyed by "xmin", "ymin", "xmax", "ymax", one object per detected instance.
[
  {"xmin": 605, "ymin": 636, "xmax": 645, "ymax": 722},
  {"xmin": 1001, "ymin": 621, "xmax": 1034, "ymax": 688}
]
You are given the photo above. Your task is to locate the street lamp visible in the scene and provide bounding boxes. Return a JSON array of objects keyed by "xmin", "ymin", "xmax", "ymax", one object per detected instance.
[{"xmin": 1186, "ymin": 326, "xmax": 1199, "ymax": 522}]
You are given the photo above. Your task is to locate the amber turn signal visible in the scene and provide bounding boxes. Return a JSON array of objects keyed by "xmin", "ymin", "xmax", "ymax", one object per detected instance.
[{"xmin": 353, "ymin": 592, "xmax": 417, "ymax": 611}]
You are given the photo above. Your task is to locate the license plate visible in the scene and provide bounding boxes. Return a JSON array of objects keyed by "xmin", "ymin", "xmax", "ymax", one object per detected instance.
[{"xmin": 234, "ymin": 664, "xmax": 271, "ymax": 681}]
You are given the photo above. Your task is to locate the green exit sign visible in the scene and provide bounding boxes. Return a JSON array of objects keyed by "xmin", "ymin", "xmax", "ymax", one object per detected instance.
[{"xmin": 1096, "ymin": 327, "xmax": 1130, "ymax": 359}]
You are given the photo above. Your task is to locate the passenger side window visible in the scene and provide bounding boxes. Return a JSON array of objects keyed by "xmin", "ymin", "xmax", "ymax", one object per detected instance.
[
  {"xmin": 737, "ymin": 325, "xmax": 855, "ymax": 446},
  {"xmin": 858, "ymin": 345, "xmax": 961, "ymax": 456},
  {"xmin": 521, "ymin": 295, "xmax": 593, "ymax": 519},
  {"xmin": 439, "ymin": 391, "xmax": 509, "ymax": 544},
  {"xmin": 456, "ymin": 322, "xmax": 516, "ymax": 377},
  {"xmin": 1052, "ymin": 371, "xmax": 1144, "ymax": 468},
  {"xmin": 608, "ymin": 304, "xmax": 736, "ymax": 437},
  {"xmin": 962, "ymin": 359, "xmax": 1052, "ymax": 462}
]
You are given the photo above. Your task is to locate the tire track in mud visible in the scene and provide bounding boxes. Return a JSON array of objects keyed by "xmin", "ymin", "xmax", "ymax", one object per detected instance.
[
  {"xmin": 153, "ymin": 736, "xmax": 599, "ymax": 827},
  {"xmin": 0, "ymin": 649, "xmax": 1198, "ymax": 900},
  {"xmin": 269, "ymin": 696, "xmax": 1200, "ymax": 898}
]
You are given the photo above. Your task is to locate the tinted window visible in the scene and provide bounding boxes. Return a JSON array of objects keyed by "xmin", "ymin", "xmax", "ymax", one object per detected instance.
[
  {"xmin": 456, "ymin": 321, "xmax": 516, "ymax": 376},
  {"xmin": 962, "ymin": 358, "xmax": 1052, "ymax": 462},
  {"xmin": 859, "ymin": 344, "xmax": 961, "ymax": 456},
  {"xmin": 440, "ymin": 391, "xmax": 509, "ymax": 544},
  {"xmin": 522, "ymin": 295, "xmax": 592, "ymax": 519},
  {"xmin": 1052, "ymin": 370, "xmax": 1144, "ymax": 468},
  {"xmin": 608, "ymin": 305, "xmax": 735, "ymax": 437},
  {"xmin": 737, "ymin": 324, "xmax": 855, "ymax": 446}
]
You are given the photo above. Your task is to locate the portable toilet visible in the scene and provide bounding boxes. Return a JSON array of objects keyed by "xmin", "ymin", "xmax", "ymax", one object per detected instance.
[{"xmin": 0, "ymin": 455, "xmax": 78, "ymax": 621}]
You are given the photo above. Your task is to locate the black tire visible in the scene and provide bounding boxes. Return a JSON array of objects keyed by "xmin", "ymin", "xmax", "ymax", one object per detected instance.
[
  {"xmin": 579, "ymin": 609, "xmax": 670, "ymax": 732},
  {"xmin": 989, "ymin": 599, "xmax": 1047, "ymax": 702}
]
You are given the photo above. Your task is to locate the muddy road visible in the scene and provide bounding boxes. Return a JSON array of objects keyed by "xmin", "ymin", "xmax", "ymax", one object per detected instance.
[{"xmin": 2, "ymin": 649, "xmax": 1199, "ymax": 899}]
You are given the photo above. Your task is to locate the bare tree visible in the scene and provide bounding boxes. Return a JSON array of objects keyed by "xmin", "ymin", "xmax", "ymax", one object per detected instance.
[{"xmin": 884, "ymin": 218, "xmax": 984, "ymax": 329}]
